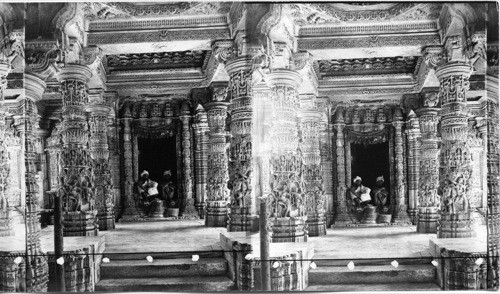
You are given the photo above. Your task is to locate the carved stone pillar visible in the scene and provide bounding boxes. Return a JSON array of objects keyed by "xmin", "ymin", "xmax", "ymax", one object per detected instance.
[
  {"xmin": 266, "ymin": 69, "xmax": 307, "ymax": 242},
  {"xmin": 436, "ymin": 62, "xmax": 475, "ymax": 238},
  {"xmin": 416, "ymin": 106, "xmax": 441, "ymax": 233},
  {"xmin": 24, "ymin": 73, "xmax": 49, "ymax": 291},
  {"xmin": 391, "ymin": 108, "xmax": 411, "ymax": 224},
  {"xmin": 105, "ymin": 92, "xmax": 121, "ymax": 220},
  {"xmin": 194, "ymin": 105, "xmax": 209, "ymax": 219},
  {"xmin": 180, "ymin": 103, "xmax": 198, "ymax": 217},
  {"xmin": 332, "ymin": 109, "xmax": 352, "ymax": 226},
  {"xmin": 56, "ymin": 64, "xmax": 98, "ymax": 236},
  {"xmin": 406, "ymin": 111, "xmax": 421, "ymax": 224},
  {"xmin": 120, "ymin": 103, "xmax": 140, "ymax": 220},
  {"xmin": 300, "ymin": 97, "xmax": 326, "ymax": 237},
  {"xmin": 88, "ymin": 92, "xmax": 115, "ymax": 231},
  {"xmin": 205, "ymin": 86, "xmax": 230, "ymax": 227},
  {"xmin": 485, "ymin": 76, "xmax": 499, "ymax": 289},
  {"xmin": 321, "ymin": 122, "xmax": 334, "ymax": 227},
  {"xmin": 226, "ymin": 56, "xmax": 258, "ymax": 232},
  {"xmin": 0, "ymin": 61, "xmax": 13, "ymax": 236}
]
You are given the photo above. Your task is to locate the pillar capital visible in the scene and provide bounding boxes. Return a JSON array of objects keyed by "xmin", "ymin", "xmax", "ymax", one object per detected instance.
[
  {"xmin": 25, "ymin": 73, "xmax": 47, "ymax": 102},
  {"xmin": 56, "ymin": 63, "xmax": 92, "ymax": 83},
  {"xmin": 265, "ymin": 69, "xmax": 302, "ymax": 89}
]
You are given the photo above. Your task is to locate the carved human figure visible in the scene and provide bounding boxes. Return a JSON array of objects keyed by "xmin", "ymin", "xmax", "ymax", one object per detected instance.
[{"xmin": 372, "ymin": 175, "xmax": 389, "ymax": 213}]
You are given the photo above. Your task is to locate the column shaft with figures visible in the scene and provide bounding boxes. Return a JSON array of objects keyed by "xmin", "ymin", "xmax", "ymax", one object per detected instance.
[
  {"xmin": 88, "ymin": 94, "xmax": 115, "ymax": 230},
  {"xmin": 57, "ymin": 64, "xmax": 98, "ymax": 236},
  {"xmin": 205, "ymin": 85, "xmax": 230, "ymax": 227}
]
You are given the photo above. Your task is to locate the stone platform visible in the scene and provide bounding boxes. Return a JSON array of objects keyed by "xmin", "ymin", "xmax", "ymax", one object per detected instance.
[
  {"xmin": 220, "ymin": 231, "xmax": 315, "ymax": 291},
  {"xmin": 429, "ymin": 226, "xmax": 488, "ymax": 290}
]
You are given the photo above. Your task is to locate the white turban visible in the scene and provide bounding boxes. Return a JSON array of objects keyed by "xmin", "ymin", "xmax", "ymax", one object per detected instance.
[
  {"xmin": 164, "ymin": 170, "xmax": 172, "ymax": 176},
  {"xmin": 353, "ymin": 176, "xmax": 362, "ymax": 183},
  {"xmin": 141, "ymin": 170, "xmax": 149, "ymax": 177},
  {"xmin": 376, "ymin": 176, "xmax": 384, "ymax": 182}
]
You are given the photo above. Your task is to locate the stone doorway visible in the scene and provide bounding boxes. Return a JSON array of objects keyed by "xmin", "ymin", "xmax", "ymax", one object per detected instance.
[
  {"xmin": 350, "ymin": 141, "xmax": 391, "ymax": 202},
  {"xmin": 138, "ymin": 137, "xmax": 178, "ymax": 186}
]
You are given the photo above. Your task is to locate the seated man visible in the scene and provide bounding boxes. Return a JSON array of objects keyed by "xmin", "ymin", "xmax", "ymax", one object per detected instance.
[
  {"xmin": 135, "ymin": 170, "xmax": 160, "ymax": 203},
  {"xmin": 160, "ymin": 170, "xmax": 176, "ymax": 208},
  {"xmin": 372, "ymin": 175, "xmax": 389, "ymax": 213},
  {"xmin": 349, "ymin": 176, "xmax": 372, "ymax": 211}
]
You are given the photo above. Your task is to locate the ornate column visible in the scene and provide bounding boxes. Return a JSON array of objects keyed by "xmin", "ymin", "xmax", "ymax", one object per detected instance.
[
  {"xmin": 194, "ymin": 105, "xmax": 209, "ymax": 219},
  {"xmin": 332, "ymin": 109, "xmax": 352, "ymax": 225},
  {"xmin": 180, "ymin": 103, "xmax": 198, "ymax": 217},
  {"xmin": 226, "ymin": 55, "xmax": 258, "ymax": 232},
  {"xmin": 406, "ymin": 111, "xmax": 421, "ymax": 224},
  {"xmin": 416, "ymin": 99, "xmax": 441, "ymax": 233},
  {"xmin": 24, "ymin": 73, "xmax": 49, "ymax": 291},
  {"xmin": 205, "ymin": 85, "xmax": 230, "ymax": 227},
  {"xmin": 391, "ymin": 108, "xmax": 412, "ymax": 224},
  {"xmin": 436, "ymin": 61, "xmax": 475, "ymax": 238},
  {"xmin": 56, "ymin": 64, "xmax": 98, "ymax": 236},
  {"xmin": 300, "ymin": 96, "xmax": 326, "ymax": 236},
  {"xmin": 321, "ymin": 120, "xmax": 334, "ymax": 227},
  {"xmin": 105, "ymin": 92, "xmax": 121, "ymax": 220},
  {"xmin": 88, "ymin": 90, "xmax": 115, "ymax": 231},
  {"xmin": 120, "ymin": 103, "xmax": 140, "ymax": 220},
  {"xmin": 0, "ymin": 61, "xmax": 13, "ymax": 236},
  {"xmin": 266, "ymin": 69, "xmax": 307, "ymax": 242},
  {"xmin": 485, "ymin": 75, "xmax": 499, "ymax": 289}
]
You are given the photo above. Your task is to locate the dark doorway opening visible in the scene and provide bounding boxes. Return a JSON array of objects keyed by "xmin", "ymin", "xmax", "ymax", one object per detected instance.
[
  {"xmin": 350, "ymin": 141, "xmax": 391, "ymax": 201},
  {"xmin": 138, "ymin": 137, "xmax": 177, "ymax": 184}
]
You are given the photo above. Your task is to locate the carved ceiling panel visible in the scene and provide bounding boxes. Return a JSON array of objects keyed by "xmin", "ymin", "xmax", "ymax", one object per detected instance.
[
  {"xmin": 291, "ymin": 3, "xmax": 442, "ymax": 25},
  {"xmin": 317, "ymin": 56, "xmax": 418, "ymax": 77},
  {"xmin": 83, "ymin": 2, "xmax": 231, "ymax": 20},
  {"xmin": 106, "ymin": 50, "xmax": 209, "ymax": 72}
]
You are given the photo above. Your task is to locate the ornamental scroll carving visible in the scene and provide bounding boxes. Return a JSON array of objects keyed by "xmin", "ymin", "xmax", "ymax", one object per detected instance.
[{"xmin": 345, "ymin": 127, "xmax": 390, "ymax": 146}]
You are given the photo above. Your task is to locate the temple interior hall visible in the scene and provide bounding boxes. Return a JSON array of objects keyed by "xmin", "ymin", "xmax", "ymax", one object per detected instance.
[{"xmin": 0, "ymin": 2, "xmax": 499, "ymax": 292}]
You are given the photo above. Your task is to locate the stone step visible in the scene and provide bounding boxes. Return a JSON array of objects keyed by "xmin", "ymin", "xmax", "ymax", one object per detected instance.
[
  {"xmin": 103, "ymin": 249, "xmax": 224, "ymax": 260},
  {"xmin": 313, "ymin": 256, "xmax": 433, "ymax": 267},
  {"xmin": 309, "ymin": 264, "xmax": 436, "ymax": 284},
  {"xmin": 305, "ymin": 282, "xmax": 441, "ymax": 292},
  {"xmin": 101, "ymin": 257, "xmax": 227, "ymax": 279},
  {"xmin": 95, "ymin": 276, "xmax": 235, "ymax": 292}
]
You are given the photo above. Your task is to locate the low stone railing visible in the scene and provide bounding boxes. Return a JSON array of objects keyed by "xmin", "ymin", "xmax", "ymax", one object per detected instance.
[
  {"xmin": 220, "ymin": 232, "xmax": 314, "ymax": 291},
  {"xmin": 429, "ymin": 237, "xmax": 488, "ymax": 290}
]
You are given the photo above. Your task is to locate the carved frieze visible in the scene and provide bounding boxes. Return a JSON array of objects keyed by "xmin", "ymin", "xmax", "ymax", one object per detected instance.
[
  {"xmin": 317, "ymin": 56, "xmax": 418, "ymax": 77},
  {"xmin": 87, "ymin": 28, "xmax": 230, "ymax": 45},
  {"xmin": 298, "ymin": 34, "xmax": 439, "ymax": 50},
  {"xmin": 106, "ymin": 51, "xmax": 209, "ymax": 71}
]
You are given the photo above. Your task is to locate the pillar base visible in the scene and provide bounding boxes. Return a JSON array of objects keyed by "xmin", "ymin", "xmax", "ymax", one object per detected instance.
[
  {"xmin": 331, "ymin": 207, "xmax": 354, "ymax": 227},
  {"xmin": 195, "ymin": 202, "xmax": 206, "ymax": 219},
  {"xmin": 97, "ymin": 208, "xmax": 115, "ymax": 231},
  {"xmin": 438, "ymin": 211, "xmax": 476, "ymax": 238},
  {"xmin": 0, "ymin": 211, "xmax": 14, "ymax": 237},
  {"xmin": 271, "ymin": 216, "xmax": 308, "ymax": 243},
  {"xmin": 306, "ymin": 212, "xmax": 326, "ymax": 237},
  {"xmin": 227, "ymin": 206, "xmax": 259, "ymax": 232},
  {"xmin": 391, "ymin": 204, "xmax": 412, "ymax": 225},
  {"xmin": 181, "ymin": 198, "xmax": 200, "ymax": 219},
  {"xmin": 63, "ymin": 211, "xmax": 98, "ymax": 237},
  {"xmin": 408, "ymin": 208, "xmax": 419, "ymax": 225},
  {"xmin": 205, "ymin": 201, "xmax": 228, "ymax": 227},
  {"xmin": 417, "ymin": 207, "xmax": 440, "ymax": 233}
]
